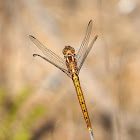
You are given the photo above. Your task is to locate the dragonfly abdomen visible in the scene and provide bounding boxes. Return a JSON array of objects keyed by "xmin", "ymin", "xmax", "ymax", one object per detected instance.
[{"xmin": 72, "ymin": 74, "xmax": 92, "ymax": 131}]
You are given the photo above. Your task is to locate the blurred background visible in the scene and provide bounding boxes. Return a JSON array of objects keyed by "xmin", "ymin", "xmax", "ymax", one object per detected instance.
[{"xmin": 0, "ymin": 0, "xmax": 140, "ymax": 140}]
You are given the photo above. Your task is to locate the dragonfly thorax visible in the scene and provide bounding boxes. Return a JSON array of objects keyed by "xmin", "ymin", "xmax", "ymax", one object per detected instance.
[{"xmin": 62, "ymin": 46, "xmax": 79, "ymax": 75}]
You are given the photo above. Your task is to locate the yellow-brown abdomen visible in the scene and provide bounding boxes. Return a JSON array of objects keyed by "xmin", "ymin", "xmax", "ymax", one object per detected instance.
[{"xmin": 72, "ymin": 74, "xmax": 92, "ymax": 131}]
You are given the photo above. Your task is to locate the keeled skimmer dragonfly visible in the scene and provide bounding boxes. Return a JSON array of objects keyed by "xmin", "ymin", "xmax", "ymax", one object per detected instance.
[{"xmin": 29, "ymin": 20, "xmax": 98, "ymax": 138}]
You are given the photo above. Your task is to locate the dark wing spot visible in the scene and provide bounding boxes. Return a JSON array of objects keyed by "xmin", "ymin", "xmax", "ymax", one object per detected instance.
[{"xmin": 29, "ymin": 35, "xmax": 36, "ymax": 39}]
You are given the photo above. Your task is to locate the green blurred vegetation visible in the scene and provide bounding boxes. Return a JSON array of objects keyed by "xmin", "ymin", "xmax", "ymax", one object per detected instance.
[{"xmin": 0, "ymin": 87, "xmax": 45, "ymax": 140}]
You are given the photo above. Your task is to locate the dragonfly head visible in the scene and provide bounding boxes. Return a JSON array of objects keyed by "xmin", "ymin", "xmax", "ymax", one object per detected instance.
[{"xmin": 62, "ymin": 46, "xmax": 75, "ymax": 56}]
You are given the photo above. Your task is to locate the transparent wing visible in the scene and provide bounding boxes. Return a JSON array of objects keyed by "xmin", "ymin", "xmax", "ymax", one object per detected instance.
[
  {"xmin": 77, "ymin": 35, "xmax": 98, "ymax": 74},
  {"xmin": 76, "ymin": 20, "xmax": 92, "ymax": 71},
  {"xmin": 29, "ymin": 35, "xmax": 71, "ymax": 78},
  {"xmin": 76, "ymin": 20, "xmax": 97, "ymax": 74}
]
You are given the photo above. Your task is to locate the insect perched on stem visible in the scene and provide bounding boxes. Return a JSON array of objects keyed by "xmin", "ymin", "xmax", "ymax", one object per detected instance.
[{"xmin": 29, "ymin": 20, "xmax": 98, "ymax": 139}]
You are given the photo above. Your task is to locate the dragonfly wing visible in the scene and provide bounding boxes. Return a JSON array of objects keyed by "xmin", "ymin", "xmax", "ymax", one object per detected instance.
[
  {"xmin": 33, "ymin": 54, "xmax": 72, "ymax": 78},
  {"xmin": 77, "ymin": 35, "xmax": 98, "ymax": 74},
  {"xmin": 76, "ymin": 20, "xmax": 97, "ymax": 74},
  {"xmin": 76, "ymin": 20, "xmax": 92, "ymax": 71},
  {"xmin": 29, "ymin": 35, "xmax": 71, "ymax": 78}
]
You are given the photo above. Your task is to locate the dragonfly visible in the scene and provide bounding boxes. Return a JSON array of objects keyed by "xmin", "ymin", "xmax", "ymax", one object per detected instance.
[{"xmin": 29, "ymin": 20, "xmax": 98, "ymax": 136}]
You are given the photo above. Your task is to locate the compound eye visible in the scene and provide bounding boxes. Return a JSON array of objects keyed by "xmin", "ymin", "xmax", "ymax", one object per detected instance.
[
  {"xmin": 71, "ymin": 49, "xmax": 75, "ymax": 54},
  {"xmin": 63, "ymin": 50, "xmax": 66, "ymax": 55}
]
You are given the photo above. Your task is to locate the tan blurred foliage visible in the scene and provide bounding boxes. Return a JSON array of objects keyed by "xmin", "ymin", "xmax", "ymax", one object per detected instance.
[{"xmin": 0, "ymin": 0, "xmax": 140, "ymax": 140}]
